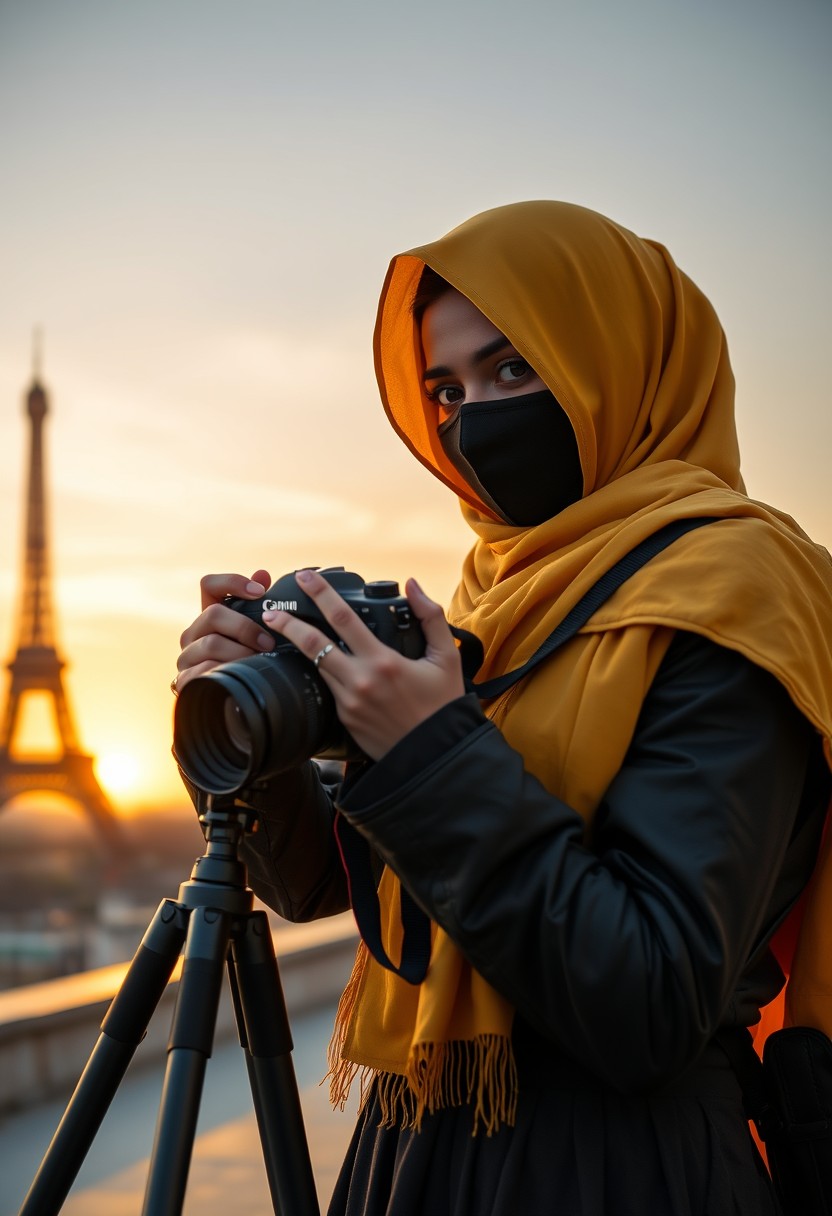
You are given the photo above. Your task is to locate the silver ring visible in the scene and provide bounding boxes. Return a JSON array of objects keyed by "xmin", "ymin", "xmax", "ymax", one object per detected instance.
[{"xmin": 313, "ymin": 643, "xmax": 335, "ymax": 669}]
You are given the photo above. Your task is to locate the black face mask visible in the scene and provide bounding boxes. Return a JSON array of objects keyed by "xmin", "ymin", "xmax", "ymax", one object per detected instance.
[{"xmin": 436, "ymin": 389, "xmax": 583, "ymax": 526}]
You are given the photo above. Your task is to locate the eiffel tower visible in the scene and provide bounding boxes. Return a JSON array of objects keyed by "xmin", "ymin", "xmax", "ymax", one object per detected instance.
[{"xmin": 0, "ymin": 345, "xmax": 124, "ymax": 853}]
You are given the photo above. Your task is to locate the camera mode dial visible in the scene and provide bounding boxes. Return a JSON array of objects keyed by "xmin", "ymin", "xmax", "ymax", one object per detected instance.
[{"xmin": 364, "ymin": 580, "xmax": 400, "ymax": 599}]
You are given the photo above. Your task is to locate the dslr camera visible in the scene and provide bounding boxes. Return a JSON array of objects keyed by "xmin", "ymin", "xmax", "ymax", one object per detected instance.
[{"xmin": 173, "ymin": 568, "xmax": 425, "ymax": 796}]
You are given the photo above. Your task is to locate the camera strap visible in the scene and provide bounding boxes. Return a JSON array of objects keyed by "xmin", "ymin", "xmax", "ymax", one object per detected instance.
[
  {"xmin": 335, "ymin": 811, "xmax": 432, "ymax": 985},
  {"xmin": 339, "ymin": 515, "xmax": 718, "ymax": 985},
  {"xmin": 461, "ymin": 516, "xmax": 721, "ymax": 699}
]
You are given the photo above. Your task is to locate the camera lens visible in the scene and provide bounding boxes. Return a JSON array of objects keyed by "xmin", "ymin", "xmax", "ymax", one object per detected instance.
[
  {"xmin": 173, "ymin": 650, "xmax": 352, "ymax": 796},
  {"xmin": 174, "ymin": 677, "xmax": 263, "ymax": 794},
  {"xmin": 223, "ymin": 700, "xmax": 253, "ymax": 756}
]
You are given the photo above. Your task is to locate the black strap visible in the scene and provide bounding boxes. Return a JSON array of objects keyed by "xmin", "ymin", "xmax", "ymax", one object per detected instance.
[
  {"xmin": 469, "ymin": 517, "xmax": 719, "ymax": 699},
  {"xmin": 335, "ymin": 810, "xmax": 431, "ymax": 985},
  {"xmin": 340, "ymin": 515, "xmax": 718, "ymax": 985}
]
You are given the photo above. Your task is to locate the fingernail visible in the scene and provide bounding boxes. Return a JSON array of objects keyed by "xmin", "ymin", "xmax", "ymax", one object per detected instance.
[
  {"xmin": 246, "ymin": 581, "xmax": 266, "ymax": 594},
  {"xmin": 257, "ymin": 631, "xmax": 275, "ymax": 649},
  {"xmin": 296, "ymin": 568, "xmax": 314, "ymax": 585}
]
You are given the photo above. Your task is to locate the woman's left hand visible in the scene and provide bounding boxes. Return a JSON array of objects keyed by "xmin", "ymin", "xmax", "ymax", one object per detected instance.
[{"xmin": 262, "ymin": 569, "xmax": 465, "ymax": 760}]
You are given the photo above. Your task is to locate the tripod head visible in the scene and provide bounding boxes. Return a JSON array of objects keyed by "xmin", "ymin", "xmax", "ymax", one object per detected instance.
[{"xmin": 176, "ymin": 792, "xmax": 263, "ymax": 914}]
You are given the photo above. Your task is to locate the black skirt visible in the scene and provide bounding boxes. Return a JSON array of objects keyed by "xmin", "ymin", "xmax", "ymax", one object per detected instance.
[{"xmin": 327, "ymin": 1034, "xmax": 780, "ymax": 1216}]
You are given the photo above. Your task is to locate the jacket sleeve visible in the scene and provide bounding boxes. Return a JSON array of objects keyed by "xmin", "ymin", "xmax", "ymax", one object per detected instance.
[{"xmin": 335, "ymin": 632, "xmax": 827, "ymax": 1091}]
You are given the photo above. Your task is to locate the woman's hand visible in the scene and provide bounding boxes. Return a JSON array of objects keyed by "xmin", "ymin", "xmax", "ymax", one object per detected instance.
[
  {"xmin": 174, "ymin": 569, "xmax": 275, "ymax": 694},
  {"xmin": 262, "ymin": 569, "xmax": 465, "ymax": 760}
]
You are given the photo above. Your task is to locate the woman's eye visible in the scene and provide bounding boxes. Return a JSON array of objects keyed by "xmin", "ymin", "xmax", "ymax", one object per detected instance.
[
  {"xmin": 496, "ymin": 358, "xmax": 529, "ymax": 384},
  {"xmin": 433, "ymin": 385, "xmax": 464, "ymax": 407}
]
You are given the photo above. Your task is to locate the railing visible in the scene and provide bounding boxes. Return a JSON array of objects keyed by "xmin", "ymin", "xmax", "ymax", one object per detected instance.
[{"xmin": 0, "ymin": 912, "xmax": 357, "ymax": 1115}]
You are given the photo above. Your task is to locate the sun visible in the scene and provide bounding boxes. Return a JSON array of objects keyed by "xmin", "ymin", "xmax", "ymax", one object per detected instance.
[{"xmin": 96, "ymin": 751, "xmax": 141, "ymax": 796}]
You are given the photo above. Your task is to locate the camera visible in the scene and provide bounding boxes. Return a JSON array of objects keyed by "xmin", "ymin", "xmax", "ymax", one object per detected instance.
[{"xmin": 173, "ymin": 567, "xmax": 425, "ymax": 796}]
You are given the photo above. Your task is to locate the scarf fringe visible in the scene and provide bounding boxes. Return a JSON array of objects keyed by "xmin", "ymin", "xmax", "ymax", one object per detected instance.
[
  {"xmin": 326, "ymin": 940, "xmax": 370, "ymax": 1111},
  {"xmin": 327, "ymin": 944, "xmax": 518, "ymax": 1135},
  {"xmin": 405, "ymin": 1034, "xmax": 519, "ymax": 1135},
  {"xmin": 328, "ymin": 1020, "xmax": 518, "ymax": 1136}
]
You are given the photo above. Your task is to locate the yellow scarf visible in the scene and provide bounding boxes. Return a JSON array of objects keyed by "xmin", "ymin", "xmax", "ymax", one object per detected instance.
[{"xmin": 330, "ymin": 202, "xmax": 832, "ymax": 1132}]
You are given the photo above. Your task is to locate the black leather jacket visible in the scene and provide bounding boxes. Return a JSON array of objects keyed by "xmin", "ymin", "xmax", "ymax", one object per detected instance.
[{"xmin": 238, "ymin": 631, "xmax": 829, "ymax": 1093}]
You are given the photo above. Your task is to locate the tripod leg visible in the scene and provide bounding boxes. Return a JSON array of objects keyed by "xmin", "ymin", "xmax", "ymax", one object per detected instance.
[
  {"xmin": 226, "ymin": 958, "xmax": 284, "ymax": 1200},
  {"xmin": 231, "ymin": 912, "xmax": 320, "ymax": 1216},
  {"xmin": 141, "ymin": 904, "xmax": 232, "ymax": 1216},
  {"xmin": 19, "ymin": 899, "xmax": 189, "ymax": 1216}
]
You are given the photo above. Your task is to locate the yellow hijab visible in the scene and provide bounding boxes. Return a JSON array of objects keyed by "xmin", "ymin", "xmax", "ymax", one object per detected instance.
[{"xmin": 330, "ymin": 202, "xmax": 832, "ymax": 1132}]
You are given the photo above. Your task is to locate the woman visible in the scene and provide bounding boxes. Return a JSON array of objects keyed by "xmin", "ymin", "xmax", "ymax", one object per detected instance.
[{"xmin": 175, "ymin": 201, "xmax": 832, "ymax": 1215}]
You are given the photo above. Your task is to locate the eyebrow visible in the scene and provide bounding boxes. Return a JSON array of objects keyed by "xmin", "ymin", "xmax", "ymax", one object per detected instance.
[{"xmin": 423, "ymin": 335, "xmax": 513, "ymax": 383}]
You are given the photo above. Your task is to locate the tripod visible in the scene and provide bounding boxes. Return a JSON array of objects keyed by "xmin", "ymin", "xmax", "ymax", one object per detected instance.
[{"xmin": 20, "ymin": 798, "xmax": 320, "ymax": 1216}]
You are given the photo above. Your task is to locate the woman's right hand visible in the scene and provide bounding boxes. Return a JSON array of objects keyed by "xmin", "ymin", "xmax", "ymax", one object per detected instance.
[{"xmin": 173, "ymin": 569, "xmax": 275, "ymax": 695}]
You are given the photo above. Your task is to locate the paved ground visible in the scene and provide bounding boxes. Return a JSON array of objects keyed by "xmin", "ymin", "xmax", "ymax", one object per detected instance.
[{"xmin": 0, "ymin": 1002, "xmax": 357, "ymax": 1215}]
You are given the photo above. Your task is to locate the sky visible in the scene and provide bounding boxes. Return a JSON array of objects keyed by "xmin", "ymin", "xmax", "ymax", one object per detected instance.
[{"xmin": 0, "ymin": 0, "xmax": 829, "ymax": 814}]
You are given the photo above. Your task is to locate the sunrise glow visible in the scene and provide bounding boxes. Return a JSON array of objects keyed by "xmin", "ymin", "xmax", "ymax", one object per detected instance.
[
  {"xmin": 0, "ymin": 2, "xmax": 828, "ymax": 827},
  {"xmin": 95, "ymin": 751, "xmax": 141, "ymax": 797}
]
